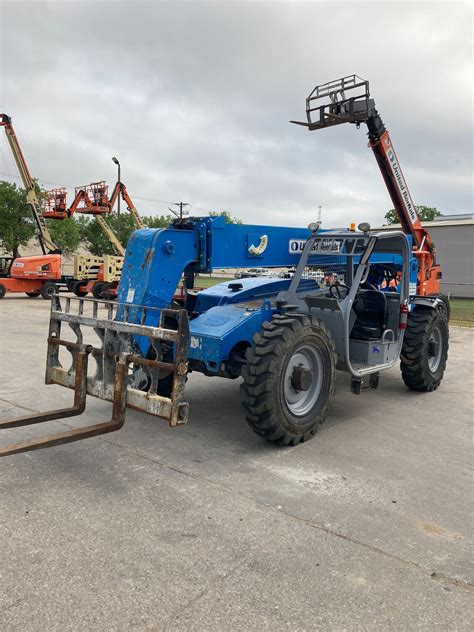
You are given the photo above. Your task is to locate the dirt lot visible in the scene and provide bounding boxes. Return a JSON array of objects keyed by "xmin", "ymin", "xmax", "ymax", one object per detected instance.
[{"xmin": 0, "ymin": 296, "xmax": 472, "ymax": 631}]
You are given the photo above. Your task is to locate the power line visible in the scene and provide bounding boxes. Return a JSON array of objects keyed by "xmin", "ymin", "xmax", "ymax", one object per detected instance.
[
  {"xmin": 0, "ymin": 172, "xmax": 218, "ymax": 218},
  {"xmin": 0, "ymin": 171, "xmax": 168, "ymax": 204},
  {"xmin": 187, "ymin": 203, "xmax": 215, "ymax": 214},
  {"xmin": 168, "ymin": 202, "xmax": 190, "ymax": 220},
  {"xmin": 0, "ymin": 113, "xmax": 217, "ymax": 213}
]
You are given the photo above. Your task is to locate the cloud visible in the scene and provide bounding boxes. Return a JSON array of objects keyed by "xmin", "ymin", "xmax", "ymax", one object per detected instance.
[{"xmin": 0, "ymin": 1, "xmax": 472, "ymax": 228}]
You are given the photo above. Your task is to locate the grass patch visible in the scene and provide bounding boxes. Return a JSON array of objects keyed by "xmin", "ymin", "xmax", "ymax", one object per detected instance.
[
  {"xmin": 180, "ymin": 275, "xmax": 230, "ymax": 289},
  {"xmin": 449, "ymin": 298, "xmax": 474, "ymax": 327},
  {"xmin": 196, "ymin": 275, "xmax": 229, "ymax": 288}
]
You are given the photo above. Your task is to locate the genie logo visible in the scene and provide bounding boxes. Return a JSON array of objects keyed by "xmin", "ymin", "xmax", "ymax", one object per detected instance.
[{"xmin": 248, "ymin": 234, "xmax": 268, "ymax": 256}]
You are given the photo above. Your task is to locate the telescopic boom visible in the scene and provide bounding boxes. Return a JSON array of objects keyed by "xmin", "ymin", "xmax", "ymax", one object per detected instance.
[
  {"xmin": 291, "ymin": 75, "xmax": 441, "ymax": 295},
  {"xmin": 0, "ymin": 114, "xmax": 59, "ymax": 254}
]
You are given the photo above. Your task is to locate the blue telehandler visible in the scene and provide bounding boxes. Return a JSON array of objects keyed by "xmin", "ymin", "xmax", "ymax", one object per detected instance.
[{"xmin": 0, "ymin": 76, "xmax": 449, "ymax": 456}]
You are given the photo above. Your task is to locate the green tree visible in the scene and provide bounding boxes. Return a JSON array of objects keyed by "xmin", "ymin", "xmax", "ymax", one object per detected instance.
[
  {"xmin": 76, "ymin": 213, "xmax": 132, "ymax": 256},
  {"xmin": 209, "ymin": 210, "xmax": 242, "ymax": 224},
  {"xmin": 141, "ymin": 214, "xmax": 172, "ymax": 229},
  {"xmin": 45, "ymin": 217, "xmax": 81, "ymax": 254},
  {"xmin": 384, "ymin": 205, "xmax": 441, "ymax": 225},
  {"xmin": 77, "ymin": 213, "xmax": 172, "ymax": 256},
  {"xmin": 0, "ymin": 180, "xmax": 36, "ymax": 257}
]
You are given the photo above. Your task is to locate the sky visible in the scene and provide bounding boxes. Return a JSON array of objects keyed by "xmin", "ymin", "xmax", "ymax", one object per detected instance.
[{"xmin": 0, "ymin": 0, "xmax": 472, "ymax": 229}]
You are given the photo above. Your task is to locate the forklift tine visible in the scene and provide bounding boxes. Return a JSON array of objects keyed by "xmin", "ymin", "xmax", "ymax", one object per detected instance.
[
  {"xmin": 0, "ymin": 350, "xmax": 88, "ymax": 430},
  {"xmin": 0, "ymin": 358, "xmax": 129, "ymax": 457}
]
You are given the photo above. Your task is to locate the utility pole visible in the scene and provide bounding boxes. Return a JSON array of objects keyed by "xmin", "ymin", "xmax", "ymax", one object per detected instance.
[
  {"xmin": 168, "ymin": 202, "xmax": 190, "ymax": 220},
  {"xmin": 112, "ymin": 156, "xmax": 121, "ymax": 242},
  {"xmin": 318, "ymin": 205, "xmax": 322, "ymax": 223}
]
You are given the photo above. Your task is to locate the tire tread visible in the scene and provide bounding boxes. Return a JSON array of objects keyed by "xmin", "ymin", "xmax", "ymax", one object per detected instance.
[
  {"xmin": 400, "ymin": 308, "xmax": 449, "ymax": 392},
  {"xmin": 240, "ymin": 313, "xmax": 336, "ymax": 445}
]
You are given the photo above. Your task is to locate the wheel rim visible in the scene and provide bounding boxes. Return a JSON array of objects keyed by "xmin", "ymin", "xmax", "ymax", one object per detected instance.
[
  {"xmin": 428, "ymin": 323, "xmax": 443, "ymax": 372},
  {"xmin": 283, "ymin": 343, "xmax": 323, "ymax": 420}
]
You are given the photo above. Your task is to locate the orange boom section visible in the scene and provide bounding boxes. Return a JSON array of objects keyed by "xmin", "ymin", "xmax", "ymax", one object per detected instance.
[
  {"xmin": 369, "ymin": 130, "xmax": 441, "ymax": 295},
  {"xmin": 291, "ymin": 75, "xmax": 442, "ymax": 296},
  {"xmin": 9, "ymin": 254, "xmax": 62, "ymax": 280}
]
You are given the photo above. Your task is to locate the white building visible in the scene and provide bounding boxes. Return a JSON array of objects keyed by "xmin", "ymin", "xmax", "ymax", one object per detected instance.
[{"xmin": 377, "ymin": 214, "xmax": 474, "ymax": 298}]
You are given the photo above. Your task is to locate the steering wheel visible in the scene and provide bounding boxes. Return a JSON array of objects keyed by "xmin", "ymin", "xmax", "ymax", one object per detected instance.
[
  {"xmin": 363, "ymin": 263, "xmax": 400, "ymax": 291},
  {"xmin": 377, "ymin": 264, "xmax": 400, "ymax": 290},
  {"xmin": 329, "ymin": 282, "xmax": 349, "ymax": 299}
]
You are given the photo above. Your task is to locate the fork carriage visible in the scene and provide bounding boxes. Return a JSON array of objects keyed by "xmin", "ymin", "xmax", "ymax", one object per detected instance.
[{"xmin": 0, "ymin": 296, "xmax": 190, "ymax": 456}]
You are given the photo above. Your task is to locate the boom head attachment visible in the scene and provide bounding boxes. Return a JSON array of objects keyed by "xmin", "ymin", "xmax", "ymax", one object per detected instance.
[
  {"xmin": 0, "ymin": 113, "xmax": 12, "ymax": 127},
  {"xmin": 291, "ymin": 75, "xmax": 376, "ymax": 131},
  {"xmin": 42, "ymin": 188, "xmax": 68, "ymax": 219},
  {"xmin": 74, "ymin": 181, "xmax": 112, "ymax": 215}
]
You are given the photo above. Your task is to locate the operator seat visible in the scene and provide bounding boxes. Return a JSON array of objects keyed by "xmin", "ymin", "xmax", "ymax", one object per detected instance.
[{"xmin": 351, "ymin": 290, "xmax": 388, "ymax": 340}]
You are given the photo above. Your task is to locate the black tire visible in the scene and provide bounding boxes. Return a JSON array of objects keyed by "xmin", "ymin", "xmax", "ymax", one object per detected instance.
[
  {"xmin": 0, "ymin": 283, "xmax": 6, "ymax": 299},
  {"xmin": 400, "ymin": 307, "xmax": 449, "ymax": 392},
  {"xmin": 428, "ymin": 293, "xmax": 450, "ymax": 321},
  {"xmin": 91, "ymin": 282, "xmax": 105, "ymax": 299},
  {"xmin": 241, "ymin": 313, "xmax": 336, "ymax": 446},
  {"xmin": 25, "ymin": 291, "xmax": 40, "ymax": 298},
  {"xmin": 72, "ymin": 281, "xmax": 88, "ymax": 297},
  {"xmin": 156, "ymin": 374, "xmax": 173, "ymax": 398},
  {"xmin": 100, "ymin": 282, "xmax": 115, "ymax": 299},
  {"xmin": 67, "ymin": 279, "xmax": 76, "ymax": 292},
  {"xmin": 40, "ymin": 281, "xmax": 57, "ymax": 300},
  {"xmin": 437, "ymin": 294, "xmax": 450, "ymax": 321}
]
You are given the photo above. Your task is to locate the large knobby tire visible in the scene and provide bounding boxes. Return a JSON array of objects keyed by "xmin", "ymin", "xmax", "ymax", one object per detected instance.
[
  {"xmin": 91, "ymin": 282, "xmax": 105, "ymax": 300},
  {"xmin": 241, "ymin": 313, "xmax": 336, "ymax": 446},
  {"xmin": 0, "ymin": 283, "xmax": 6, "ymax": 299},
  {"xmin": 72, "ymin": 280, "xmax": 88, "ymax": 297},
  {"xmin": 437, "ymin": 294, "xmax": 450, "ymax": 321},
  {"xmin": 400, "ymin": 307, "xmax": 449, "ymax": 392},
  {"xmin": 100, "ymin": 282, "xmax": 115, "ymax": 300},
  {"xmin": 428, "ymin": 293, "xmax": 450, "ymax": 321},
  {"xmin": 40, "ymin": 281, "xmax": 57, "ymax": 300}
]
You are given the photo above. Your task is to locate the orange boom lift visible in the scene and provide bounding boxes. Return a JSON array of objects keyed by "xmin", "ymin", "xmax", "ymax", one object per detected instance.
[
  {"xmin": 42, "ymin": 180, "xmax": 143, "ymax": 298},
  {"xmin": 0, "ymin": 114, "xmax": 74, "ymax": 300}
]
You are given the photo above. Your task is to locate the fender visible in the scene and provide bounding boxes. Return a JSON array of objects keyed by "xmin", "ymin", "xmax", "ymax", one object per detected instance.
[{"xmin": 410, "ymin": 296, "xmax": 442, "ymax": 310}]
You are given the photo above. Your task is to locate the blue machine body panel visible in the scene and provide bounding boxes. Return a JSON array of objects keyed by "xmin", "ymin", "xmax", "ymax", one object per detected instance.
[
  {"xmin": 116, "ymin": 217, "xmax": 418, "ymax": 369},
  {"xmin": 187, "ymin": 276, "xmax": 322, "ymax": 372},
  {"xmin": 188, "ymin": 301, "xmax": 273, "ymax": 371},
  {"xmin": 117, "ymin": 217, "xmax": 318, "ymax": 356},
  {"xmin": 117, "ymin": 227, "xmax": 199, "ymax": 311},
  {"xmin": 193, "ymin": 277, "xmax": 291, "ymax": 312}
]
